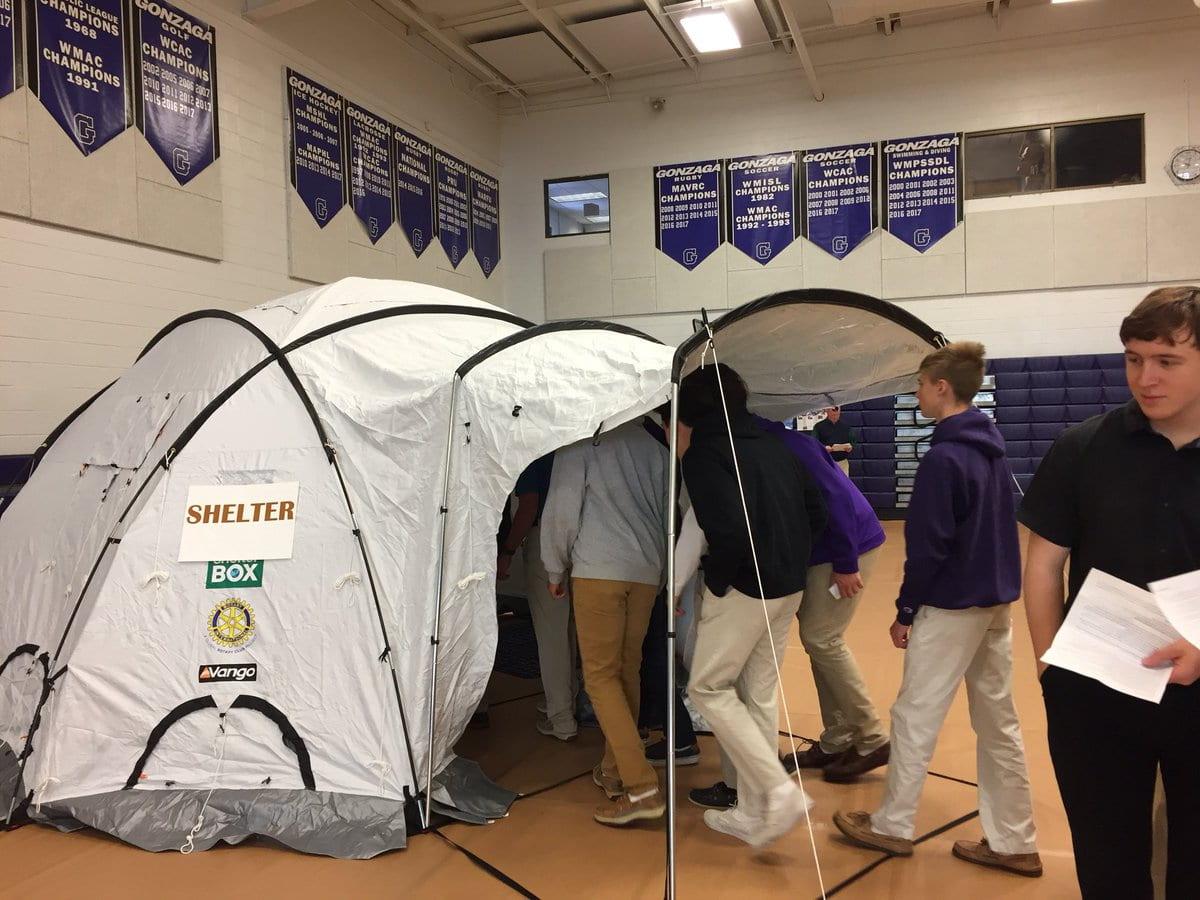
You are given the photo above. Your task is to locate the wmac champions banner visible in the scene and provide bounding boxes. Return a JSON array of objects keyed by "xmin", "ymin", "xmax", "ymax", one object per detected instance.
[
  {"xmin": 345, "ymin": 100, "xmax": 393, "ymax": 243},
  {"xmin": 434, "ymin": 148, "xmax": 470, "ymax": 268},
  {"xmin": 655, "ymin": 159, "xmax": 722, "ymax": 271},
  {"xmin": 286, "ymin": 68, "xmax": 345, "ymax": 228},
  {"xmin": 393, "ymin": 125, "xmax": 434, "ymax": 257},
  {"xmin": 469, "ymin": 167, "xmax": 500, "ymax": 278},
  {"xmin": 131, "ymin": 0, "xmax": 219, "ymax": 184},
  {"xmin": 883, "ymin": 132, "xmax": 962, "ymax": 252},
  {"xmin": 802, "ymin": 142, "xmax": 876, "ymax": 259},
  {"xmin": 1, "ymin": 0, "xmax": 19, "ymax": 100},
  {"xmin": 725, "ymin": 152, "xmax": 796, "ymax": 265}
]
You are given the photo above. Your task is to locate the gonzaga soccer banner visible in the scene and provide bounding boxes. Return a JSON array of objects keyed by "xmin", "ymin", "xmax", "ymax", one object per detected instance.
[
  {"xmin": 286, "ymin": 69, "xmax": 346, "ymax": 227},
  {"xmin": 131, "ymin": 0, "xmax": 219, "ymax": 185},
  {"xmin": 1, "ymin": 0, "xmax": 19, "ymax": 100},
  {"xmin": 393, "ymin": 125, "xmax": 435, "ymax": 257},
  {"xmin": 882, "ymin": 132, "xmax": 962, "ymax": 253},
  {"xmin": 802, "ymin": 142, "xmax": 876, "ymax": 259},
  {"xmin": 469, "ymin": 167, "xmax": 500, "ymax": 278},
  {"xmin": 655, "ymin": 159, "xmax": 721, "ymax": 271},
  {"xmin": 434, "ymin": 148, "xmax": 470, "ymax": 268},
  {"xmin": 30, "ymin": 0, "xmax": 129, "ymax": 155},
  {"xmin": 345, "ymin": 101, "xmax": 393, "ymax": 243},
  {"xmin": 725, "ymin": 152, "xmax": 796, "ymax": 265}
]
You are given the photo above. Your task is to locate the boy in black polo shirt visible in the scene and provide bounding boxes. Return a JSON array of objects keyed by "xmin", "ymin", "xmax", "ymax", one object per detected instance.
[{"xmin": 1021, "ymin": 286, "xmax": 1200, "ymax": 899}]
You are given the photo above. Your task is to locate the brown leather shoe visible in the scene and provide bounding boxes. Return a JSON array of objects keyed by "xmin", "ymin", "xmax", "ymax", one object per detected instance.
[
  {"xmin": 833, "ymin": 810, "xmax": 913, "ymax": 856},
  {"xmin": 592, "ymin": 764, "xmax": 622, "ymax": 800},
  {"xmin": 824, "ymin": 743, "xmax": 890, "ymax": 783},
  {"xmin": 952, "ymin": 838, "xmax": 1043, "ymax": 878},
  {"xmin": 594, "ymin": 788, "xmax": 665, "ymax": 826},
  {"xmin": 781, "ymin": 742, "xmax": 844, "ymax": 773}
]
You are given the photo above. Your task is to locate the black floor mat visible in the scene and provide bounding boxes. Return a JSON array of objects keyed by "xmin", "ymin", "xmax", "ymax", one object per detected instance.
[{"xmin": 494, "ymin": 614, "xmax": 541, "ymax": 680}]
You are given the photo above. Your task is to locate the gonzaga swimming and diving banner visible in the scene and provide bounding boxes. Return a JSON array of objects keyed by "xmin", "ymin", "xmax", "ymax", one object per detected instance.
[
  {"xmin": 882, "ymin": 132, "xmax": 962, "ymax": 253},
  {"xmin": 655, "ymin": 159, "xmax": 722, "ymax": 271},
  {"xmin": 725, "ymin": 152, "xmax": 796, "ymax": 265},
  {"xmin": 434, "ymin": 148, "xmax": 470, "ymax": 268},
  {"xmin": 286, "ymin": 68, "xmax": 346, "ymax": 228},
  {"xmin": 131, "ymin": 0, "xmax": 218, "ymax": 185},
  {"xmin": 1, "ymin": 0, "xmax": 19, "ymax": 100},
  {"xmin": 345, "ymin": 100, "xmax": 393, "ymax": 244},
  {"xmin": 393, "ymin": 125, "xmax": 434, "ymax": 257},
  {"xmin": 801, "ymin": 142, "xmax": 876, "ymax": 259},
  {"xmin": 30, "ymin": 0, "xmax": 129, "ymax": 155},
  {"xmin": 469, "ymin": 167, "xmax": 500, "ymax": 278}
]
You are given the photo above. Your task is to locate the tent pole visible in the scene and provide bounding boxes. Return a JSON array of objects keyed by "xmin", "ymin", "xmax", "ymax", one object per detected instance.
[
  {"xmin": 665, "ymin": 381, "xmax": 680, "ymax": 900},
  {"xmin": 426, "ymin": 375, "xmax": 462, "ymax": 829}
]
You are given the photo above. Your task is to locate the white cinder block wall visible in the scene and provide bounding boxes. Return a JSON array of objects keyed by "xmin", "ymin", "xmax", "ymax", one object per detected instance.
[
  {"xmin": 500, "ymin": 0, "xmax": 1200, "ymax": 357},
  {"xmin": 0, "ymin": 0, "xmax": 503, "ymax": 454}
]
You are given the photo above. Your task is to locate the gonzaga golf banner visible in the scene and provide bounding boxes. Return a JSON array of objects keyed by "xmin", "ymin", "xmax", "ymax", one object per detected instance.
[
  {"xmin": 655, "ymin": 159, "xmax": 722, "ymax": 271},
  {"xmin": 725, "ymin": 152, "xmax": 796, "ymax": 265},
  {"xmin": 286, "ymin": 68, "xmax": 346, "ymax": 227},
  {"xmin": 802, "ymin": 142, "xmax": 876, "ymax": 259},
  {"xmin": 469, "ymin": 166, "xmax": 500, "ymax": 277},
  {"xmin": 393, "ymin": 125, "xmax": 435, "ymax": 257},
  {"xmin": 882, "ymin": 132, "xmax": 962, "ymax": 253},
  {"xmin": 434, "ymin": 148, "xmax": 470, "ymax": 268},
  {"xmin": 1, "ymin": 0, "xmax": 19, "ymax": 100},
  {"xmin": 345, "ymin": 100, "xmax": 393, "ymax": 243}
]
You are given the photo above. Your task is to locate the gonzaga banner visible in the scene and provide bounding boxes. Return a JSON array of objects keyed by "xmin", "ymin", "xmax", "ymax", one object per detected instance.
[
  {"xmin": 882, "ymin": 132, "xmax": 962, "ymax": 253},
  {"xmin": 345, "ymin": 101, "xmax": 393, "ymax": 243},
  {"xmin": 434, "ymin": 148, "xmax": 470, "ymax": 268},
  {"xmin": 1, "ymin": 0, "xmax": 18, "ymax": 100},
  {"xmin": 393, "ymin": 125, "xmax": 434, "ymax": 257},
  {"xmin": 131, "ymin": 0, "xmax": 218, "ymax": 184},
  {"xmin": 30, "ymin": 0, "xmax": 129, "ymax": 155},
  {"xmin": 725, "ymin": 152, "xmax": 796, "ymax": 265},
  {"xmin": 655, "ymin": 159, "xmax": 721, "ymax": 271},
  {"xmin": 286, "ymin": 69, "xmax": 345, "ymax": 227},
  {"xmin": 469, "ymin": 167, "xmax": 500, "ymax": 278},
  {"xmin": 802, "ymin": 142, "xmax": 876, "ymax": 259}
]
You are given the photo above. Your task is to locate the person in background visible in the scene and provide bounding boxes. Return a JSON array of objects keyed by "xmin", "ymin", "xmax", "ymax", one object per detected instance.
[
  {"xmin": 498, "ymin": 453, "xmax": 578, "ymax": 742},
  {"xmin": 541, "ymin": 418, "xmax": 669, "ymax": 827},
  {"xmin": 834, "ymin": 341, "xmax": 1041, "ymax": 879},
  {"xmin": 814, "ymin": 406, "xmax": 856, "ymax": 476}
]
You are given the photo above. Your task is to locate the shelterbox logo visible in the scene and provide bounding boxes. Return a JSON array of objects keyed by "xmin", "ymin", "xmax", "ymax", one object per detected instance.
[{"xmin": 206, "ymin": 561, "xmax": 264, "ymax": 589}]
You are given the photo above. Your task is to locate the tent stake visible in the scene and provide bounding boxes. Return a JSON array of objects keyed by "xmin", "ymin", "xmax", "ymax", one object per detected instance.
[{"xmin": 665, "ymin": 381, "xmax": 680, "ymax": 900}]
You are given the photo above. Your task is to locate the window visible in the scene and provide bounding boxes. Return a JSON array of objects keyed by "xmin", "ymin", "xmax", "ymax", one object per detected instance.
[
  {"xmin": 544, "ymin": 175, "xmax": 610, "ymax": 237},
  {"xmin": 966, "ymin": 115, "xmax": 1144, "ymax": 200}
]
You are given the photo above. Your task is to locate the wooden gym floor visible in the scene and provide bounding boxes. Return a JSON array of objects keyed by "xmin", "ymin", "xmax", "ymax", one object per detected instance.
[{"xmin": 0, "ymin": 522, "xmax": 1081, "ymax": 899}]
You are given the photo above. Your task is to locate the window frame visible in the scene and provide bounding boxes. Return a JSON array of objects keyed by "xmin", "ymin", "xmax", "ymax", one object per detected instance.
[{"xmin": 543, "ymin": 173, "xmax": 612, "ymax": 239}]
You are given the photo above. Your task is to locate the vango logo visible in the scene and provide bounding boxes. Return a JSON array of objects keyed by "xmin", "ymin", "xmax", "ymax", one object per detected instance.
[
  {"xmin": 803, "ymin": 146, "xmax": 874, "ymax": 163},
  {"xmin": 884, "ymin": 137, "xmax": 960, "ymax": 153},
  {"xmin": 656, "ymin": 164, "xmax": 720, "ymax": 178},
  {"xmin": 198, "ymin": 664, "xmax": 258, "ymax": 683}
]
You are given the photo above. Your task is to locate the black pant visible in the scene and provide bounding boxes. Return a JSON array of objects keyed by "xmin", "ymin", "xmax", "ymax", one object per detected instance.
[
  {"xmin": 1042, "ymin": 666, "xmax": 1200, "ymax": 899},
  {"xmin": 639, "ymin": 590, "xmax": 696, "ymax": 747}
]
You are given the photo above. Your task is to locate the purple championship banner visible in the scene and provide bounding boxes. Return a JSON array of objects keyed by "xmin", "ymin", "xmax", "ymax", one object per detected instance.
[
  {"xmin": 725, "ymin": 152, "xmax": 796, "ymax": 265},
  {"xmin": 30, "ymin": 0, "xmax": 129, "ymax": 155},
  {"xmin": 1, "ymin": 0, "xmax": 19, "ymax": 100},
  {"xmin": 345, "ymin": 100, "xmax": 393, "ymax": 244},
  {"xmin": 655, "ymin": 159, "xmax": 722, "ymax": 271},
  {"xmin": 469, "ymin": 166, "xmax": 500, "ymax": 278},
  {"xmin": 393, "ymin": 125, "xmax": 434, "ymax": 257},
  {"xmin": 131, "ymin": 0, "xmax": 218, "ymax": 184},
  {"xmin": 801, "ymin": 142, "xmax": 877, "ymax": 259},
  {"xmin": 286, "ymin": 68, "xmax": 345, "ymax": 228},
  {"xmin": 882, "ymin": 132, "xmax": 963, "ymax": 253},
  {"xmin": 434, "ymin": 148, "xmax": 470, "ymax": 268}
]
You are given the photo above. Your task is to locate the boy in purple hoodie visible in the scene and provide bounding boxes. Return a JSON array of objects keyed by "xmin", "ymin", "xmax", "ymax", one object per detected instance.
[{"xmin": 834, "ymin": 342, "xmax": 1042, "ymax": 879}]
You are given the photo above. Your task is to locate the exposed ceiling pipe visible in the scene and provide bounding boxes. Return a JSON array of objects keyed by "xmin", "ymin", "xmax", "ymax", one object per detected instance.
[
  {"xmin": 777, "ymin": 0, "xmax": 825, "ymax": 101},
  {"xmin": 515, "ymin": 0, "xmax": 612, "ymax": 88},
  {"xmin": 643, "ymin": 0, "xmax": 699, "ymax": 70}
]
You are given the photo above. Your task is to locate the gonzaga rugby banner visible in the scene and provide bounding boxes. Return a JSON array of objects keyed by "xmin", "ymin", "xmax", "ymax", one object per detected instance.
[
  {"xmin": 882, "ymin": 132, "xmax": 962, "ymax": 253},
  {"xmin": 655, "ymin": 159, "xmax": 721, "ymax": 271},
  {"xmin": 802, "ymin": 142, "xmax": 876, "ymax": 259},
  {"xmin": 725, "ymin": 152, "xmax": 796, "ymax": 265}
]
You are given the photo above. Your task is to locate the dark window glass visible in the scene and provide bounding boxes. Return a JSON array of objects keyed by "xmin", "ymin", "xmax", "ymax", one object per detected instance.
[
  {"xmin": 966, "ymin": 128, "xmax": 1050, "ymax": 199},
  {"xmin": 1054, "ymin": 117, "xmax": 1144, "ymax": 189}
]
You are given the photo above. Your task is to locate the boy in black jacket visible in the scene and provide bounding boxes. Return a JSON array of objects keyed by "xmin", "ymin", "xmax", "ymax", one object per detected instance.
[{"xmin": 679, "ymin": 363, "xmax": 828, "ymax": 848}]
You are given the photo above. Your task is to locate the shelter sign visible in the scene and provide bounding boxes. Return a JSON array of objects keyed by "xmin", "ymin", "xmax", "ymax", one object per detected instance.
[{"xmin": 179, "ymin": 482, "xmax": 299, "ymax": 562}]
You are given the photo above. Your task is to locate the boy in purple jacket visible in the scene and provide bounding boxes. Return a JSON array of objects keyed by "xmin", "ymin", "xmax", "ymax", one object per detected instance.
[{"xmin": 834, "ymin": 342, "xmax": 1042, "ymax": 879}]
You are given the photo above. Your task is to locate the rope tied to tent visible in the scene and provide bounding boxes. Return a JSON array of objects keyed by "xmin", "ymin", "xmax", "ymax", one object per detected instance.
[
  {"xmin": 31, "ymin": 777, "xmax": 60, "ymax": 815},
  {"xmin": 180, "ymin": 713, "xmax": 231, "ymax": 855},
  {"xmin": 334, "ymin": 573, "xmax": 361, "ymax": 590},
  {"xmin": 38, "ymin": 560, "xmax": 55, "ymax": 573},
  {"xmin": 368, "ymin": 758, "xmax": 392, "ymax": 798}
]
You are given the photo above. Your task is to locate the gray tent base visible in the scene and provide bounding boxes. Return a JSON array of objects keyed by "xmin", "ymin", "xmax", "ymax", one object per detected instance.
[
  {"xmin": 1, "ymin": 739, "xmax": 24, "ymax": 822},
  {"xmin": 433, "ymin": 757, "xmax": 518, "ymax": 823}
]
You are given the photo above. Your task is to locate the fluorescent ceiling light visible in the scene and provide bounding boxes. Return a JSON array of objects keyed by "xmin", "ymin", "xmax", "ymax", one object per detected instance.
[
  {"xmin": 585, "ymin": 215, "xmax": 610, "ymax": 223},
  {"xmin": 679, "ymin": 8, "xmax": 741, "ymax": 53},
  {"xmin": 550, "ymin": 191, "xmax": 607, "ymax": 202}
]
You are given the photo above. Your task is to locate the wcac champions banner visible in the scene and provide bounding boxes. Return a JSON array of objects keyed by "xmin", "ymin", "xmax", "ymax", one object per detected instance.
[
  {"xmin": 30, "ymin": 0, "xmax": 129, "ymax": 155},
  {"xmin": 883, "ymin": 132, "xmax": 962, "ymax": 253},
  {"xmin": 655, "ymin": 159, "xmax": 721, "ymax": 271},
  {"xmin": 469, "ymin": 167, "xmax": 500, "ymax": 278},
  {"xmin": 287, "ymin": 69, "xmax": 345, "ymax": 228},
  {"xmin": 345, "ymin": 101, "xmax": 393, "ymax": 243},
  {"xmin": 434, "ymin": 148, "xmax": 470, "ymax": 268},
  {"xmin": 131, "ymin": 0, "xmax": 218, "ymax": 184},
  {"xmin": 802, "ymin": 142, "xmax": 876, "ymax": 259},
  {"xmin": 1, "ymin": 0, "xmax": 19, "ymax": 100},
  {"xmin": 725, "ymin": 152, "xmax": 796, "ymax": 265},
  {"xmin": 393, "ymin": 125, "xmax": 434, "ymax": 257}
]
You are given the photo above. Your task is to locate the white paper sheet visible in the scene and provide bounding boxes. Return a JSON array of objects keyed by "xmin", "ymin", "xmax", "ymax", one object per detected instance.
[
  {"xmin": 1041, "ymin": 569, "xmax": 1180, "ymax": 703},
  {"xmin": 1150, "ymin": 568, "xmax": 1200, "ymax": 650}
]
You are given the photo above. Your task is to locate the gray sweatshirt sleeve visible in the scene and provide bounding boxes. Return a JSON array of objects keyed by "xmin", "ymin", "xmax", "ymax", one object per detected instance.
[{"xmin": 539, "ymin": 442, "xmax": 586, "ymax": 584}]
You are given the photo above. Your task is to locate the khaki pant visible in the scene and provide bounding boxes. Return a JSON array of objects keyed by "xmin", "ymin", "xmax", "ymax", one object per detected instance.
[
  {"xmin": 798, "ymin": 549, "xmax": 886, "ymax": 754},
  {"xmin": 572, "ymin": 577, "xmax": 659, "ymax": 793},
  {"xmin": 871, "ymin": 604, "xmax": 1038, "ymax": 854},
  {"xmin": 526, "ymin": 526, "xmax": 578, "ymax": 732},
  {"xmin": 690, "ymin": 585, "xmax": 802, "ymax": 808},
  {"xmin": 837, "ymin": 459, "xmax": 850, "ymax": 476}
]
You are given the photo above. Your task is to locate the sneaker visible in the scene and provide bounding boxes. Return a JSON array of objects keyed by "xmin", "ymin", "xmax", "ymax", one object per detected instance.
[
  {"xmin": 689, "ymin": 781, "xmax": 738, "ymax": 810},
  {"xmin": 781, "ymin": 743, "xmax": 844, "ymax": 773},
  {"xmin": 645, "ymin": 739, "xmax": 700, "ymax": 768},
  {"xmin": 536, "ymin": 716, "xmax": 578, "ymax": 742},
  {"xmin": 751, "ymin": 782, "xmax": 815, "ymax": 849},
  {"xmin": 832, "ymin": 810, "xmax": 913, "ymax": 856},
  {"xmin": 592, "ymin": 764, "xmax": 623, "ymax": 800},
  {"xmin": 823, "ymin": 743, "xmax": 891, "ymax": 784},
  {"xmin": 952, "ymin": 838, "xmax": 1043, "ymax": 878},
  {"xmin": 593, "ymin": 788, "xmax": 665, "ymax": 827},
  {"xmin": 703, "ymin": 805, "xmax": 760, "ymax": 844},
  {"xmin": 536, "ymin": 700, "xmax": 547, "ymax": 715}
]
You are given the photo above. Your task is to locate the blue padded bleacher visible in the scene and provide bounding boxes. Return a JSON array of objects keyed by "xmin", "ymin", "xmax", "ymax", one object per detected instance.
[
  {"xmin": 996, "ymin": 406, "xmax": 1030, "ymax": 424},
  {"xmin": 1067, "ymin": 370, "xmax": 1102, "ymax": 387},
  {"xmin": 1029, "ymin": 371, "xmax": 1067, "ymax": 388},
  {"xmin": 1068, "ymin": 404, "xmax": 1104, "ymax": 422},
  {"xmin": 1101, "ymin": 367, "xmax": 1127, "ymax": 386},
  {"xmin": 1031, "ymin": 423, "xmax": 1064, "ymax": 440},
  {"xmin": 1025, "ymin": 356, "xmax": 1062, "ymax": 372},
  {"xmin": 1103, "ymin": 385, "xmax": 1132, "ymax": 403},
  {"xmin": 839, "ymin": 410, "xmax": 864, "ymax": 427},
  {"xmin": 1031, "ymin": 405, "xmax": 1066, "ymax": 423},
  {"xmin": 995, "ymin": 388, "xmax": 1030, "ymax": 405},
  {"xmin": 994, "ymin": 371, "xmax": 1031, "ymax": 389},
  {"xmin": 861, "ymin": 459, "xmax": 895, "ymax": 477},
  {"xmin": 862, "ymin": 443, "xmax": 895, "ymax": 459},
  {"xmin": 1067, "ymin": 385, "xmax": 1102, "ymax": 404},
  {"xmin": 1030, "ymin": 387, "xmax": 1067, "ymax": 405},
  {"xmin": 997, "ymin": 422, "xmax": 1031, "ymax": 441},
  {"xmin": 861, "ymin": 409, "xmax": 895, "ymax": 427}
]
